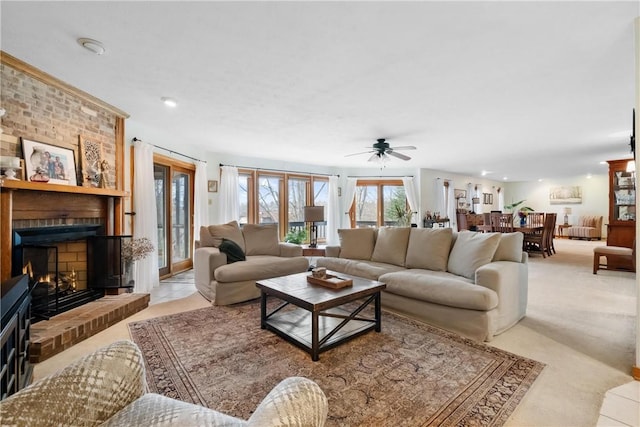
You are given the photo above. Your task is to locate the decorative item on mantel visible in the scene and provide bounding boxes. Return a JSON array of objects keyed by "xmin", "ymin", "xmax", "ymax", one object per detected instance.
[
  {"xmin": 122, "ymin": 237, "xmax": 154, "ymax": 287},
  {"xmin": 0, "ymin": 156, "xmax": 21, "ymax": 180}
]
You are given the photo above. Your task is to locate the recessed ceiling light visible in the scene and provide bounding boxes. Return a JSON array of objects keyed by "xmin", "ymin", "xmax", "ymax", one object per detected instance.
[
  {"xmin": 161, "ymin": 97, "xmax": 177, "ymax": 107},
  {"xmin": 599, "ymin": 161, "xmax": 607, "ymax": 165},
  {"xmin": 538, "ymin": 178, "xmax": 543, "ymax": 182},
  {"xmin": 503, "ymin": 176, "xmax": 508, "ymax": 181},
  {"xmin": 77, "ymin": 38, "xmax": 105, "ymax": 55}
]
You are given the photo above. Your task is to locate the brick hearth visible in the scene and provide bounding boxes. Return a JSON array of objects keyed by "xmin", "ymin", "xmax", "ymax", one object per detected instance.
[{"xmin": 30, "ymin": 293, "xmax": 150, "ymax": 363}]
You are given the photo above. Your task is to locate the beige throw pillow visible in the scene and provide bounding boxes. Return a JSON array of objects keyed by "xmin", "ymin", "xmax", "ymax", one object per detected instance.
[
  {"xmin": 206, "ymin": 221, "xmax": 245, "ymax": 252},
  {"xmin": 371, "ymin": 227, "xmax": 412, "ymax": 266},
  {"xmin": 242, "ymin": 223, "xmax": 280, "ymax": 256},
  {"xmin": 447, "ymin": 231, "xmax": 501, "ymax": 280},
  {"xmin": 338, "ymin": 228, "xmax": 377, "ymax": 260},
  {"xmin": 492, "ymin": 232, "xmax": 524, "ymax": 262},
  {"xmin": 405, "ymin": 228, "xmax": 453, "ymax": 271}
]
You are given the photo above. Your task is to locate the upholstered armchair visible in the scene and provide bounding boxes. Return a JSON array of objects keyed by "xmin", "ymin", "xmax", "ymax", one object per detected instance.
[
  {"xmin": 566, "ymin": 215, "xmax": 603, "ymax": 240},
  {"xmin": 0, "ymin": 340, "xmax": 328, "ymax": 427}
]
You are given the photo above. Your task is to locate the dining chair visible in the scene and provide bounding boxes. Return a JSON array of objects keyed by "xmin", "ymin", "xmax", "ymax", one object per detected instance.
[
  {"xmin": 490, "ymin": 213, "xmax": 514, "ymax": 232},
  {"xmin": 527, "ymin": 212, "xmax": 545, "ymax": 228},
  {"xmin": 545, "ymin": 213, "xmax": 557, "ymax": 255},
  {"xmin": 524, "ymin": 213, "xmax": 555, "ymax": 257}
]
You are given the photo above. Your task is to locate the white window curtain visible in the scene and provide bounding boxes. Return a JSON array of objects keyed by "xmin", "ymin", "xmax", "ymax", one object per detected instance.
[
  {"xmin": 342, "ymin": 177, "xmax": 357, "ymax": 228},
  {"xmin": 467, "ymin": 182, "xmax": 474, "ymax": 212},
  {"xmin": 402, "ymin": 176, "xmax": 419, "ymax": 225},
  {"xmin": 446, "ymin": 182, "xmax": 456, "ymax": 229},
  {"xmin": 326, "ymin": 175, "xmax": 340, "ymax": 245},
  {"xmin": 133, "ymin": 140, "xmax": 160, "ymax": 293},
  {"xmin": 435, "ymin": 178, "xmax": 446, "ymax": 224},
  {"xmin": 498, "ymin": 188, "xmax": 505, "ymax": 211},
  {"xmin": 193, "ymin": 161, "xmax": 209, "ymax": 251},
  {"xmin": 219, "ymin": 166, "xmax": 239, "ymax": 224},
  {"xmin": 476, "ymin": 184, "xmax": 484, "ymax": 214}
]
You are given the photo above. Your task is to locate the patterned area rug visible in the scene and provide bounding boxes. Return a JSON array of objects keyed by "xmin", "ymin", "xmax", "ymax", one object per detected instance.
[{"xmin": 129, "ymin": 302, "xmax": 543, "ymax": 426}]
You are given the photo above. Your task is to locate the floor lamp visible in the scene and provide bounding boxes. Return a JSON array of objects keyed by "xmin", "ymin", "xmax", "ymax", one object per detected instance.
[{"xmin": 304, "ymin": 206, "xmax": 324, "ymax": 248}]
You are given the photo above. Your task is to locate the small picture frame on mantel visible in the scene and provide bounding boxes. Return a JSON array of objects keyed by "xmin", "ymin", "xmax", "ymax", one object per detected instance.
[{"xmin": 208, "ymin": 180, "xmax": 218, "ymax": 193}]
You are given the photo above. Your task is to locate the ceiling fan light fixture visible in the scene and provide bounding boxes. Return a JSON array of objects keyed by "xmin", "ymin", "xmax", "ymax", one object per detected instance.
[{"xmin": 77, "ymin": 38, "xmax": 105, "ymax": 55}]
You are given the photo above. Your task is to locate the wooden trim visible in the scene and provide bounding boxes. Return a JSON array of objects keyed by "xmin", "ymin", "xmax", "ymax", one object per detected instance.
[
  {"xmin": 0, "ymin": 179, "xmax": 127, "ymax": 197},
  {"xmin": 1, "ymin": 191, "xmax": 13, "ymax": 282},
  {"xmin": 2, "ymin": 51, "xmax": 129, "ymax": 118},
  {"xmin": 153, "ymin": 153, "xmax": 195, "ymax": 170},
  {"xmin": 633, "ymin": 365, "xmax": 640, "ymax": 381},
  {"xmin": 1, "ymin": 51, "xmax": 129, "ymax": 119}
]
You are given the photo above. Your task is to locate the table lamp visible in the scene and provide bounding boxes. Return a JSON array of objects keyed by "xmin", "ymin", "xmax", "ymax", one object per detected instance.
[
  {"xmin": 304, "ymin": 206, "xmax": 324, "ymax": 248},
  {"xmin": 563, "ymin": 207, "xmax": 572, "ymax": 225}
]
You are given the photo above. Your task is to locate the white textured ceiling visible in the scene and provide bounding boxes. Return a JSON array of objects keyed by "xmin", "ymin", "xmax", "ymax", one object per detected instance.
[{"xmin": 1, "ymin": 1, "xmax": 638, "ymax": 181}]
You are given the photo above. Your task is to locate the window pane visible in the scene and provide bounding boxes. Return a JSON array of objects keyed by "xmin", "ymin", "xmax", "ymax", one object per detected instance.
[
  {"xmin": 314, "ymin": 179, "xmax": 328, "ymax": 242},
  {"xmin": 258, "ymin": 175, "xmax": 280, "ymax": 226},
  {"xmin": 288, "ymin": 178, "xmax": 307, "ymax": 241},
  {"xmin": 355, "ymin": 185, "xmax": 377, "ymax": 227},
  {"xmin": 171, "ymin": 171, "xmax": 190, "ymax": 262},
  {"xmin": 383, "ymin": 185, "xmax": 408, "ymax": 226},
  {"xmin": 154, "ymin": 165, "xmax": 168, "ymax": 269},
  {"xmin": 238, "ymin": 174, "xmax": 249, "ymax": 225}
]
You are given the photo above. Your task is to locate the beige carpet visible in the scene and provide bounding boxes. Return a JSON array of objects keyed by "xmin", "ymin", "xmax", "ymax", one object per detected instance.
[
  {"xmin": 128, "ymin": 302, "xmax": 543, "ymax": 426},
  {"xmin": 32, "ymin": 239, "xmax": 637, "ymax": 426}
]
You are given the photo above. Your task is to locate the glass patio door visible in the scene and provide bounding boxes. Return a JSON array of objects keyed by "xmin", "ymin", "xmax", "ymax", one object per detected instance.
[{"xmin": 154, "ymin": 158, "xmax": 194, "ymax": 278}]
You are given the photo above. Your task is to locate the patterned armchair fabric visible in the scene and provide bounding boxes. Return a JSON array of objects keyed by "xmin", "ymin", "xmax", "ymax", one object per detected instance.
[
  {"xmin": 566, "ymin": 215, "xmax": 603, "ymax": 240},
  {"xmin": 0, "ymin": 341, "xmax": 328, "ymax": 427}
]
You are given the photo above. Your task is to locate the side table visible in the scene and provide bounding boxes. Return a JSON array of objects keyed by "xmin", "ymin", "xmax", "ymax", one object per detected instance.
[
  {"xmin": 302, "ymin": 245, "xmax": 326, "ymax": 257},
  {"xmin": 556, "ymin": 224, "xmax": 572, "ymax": 238}
]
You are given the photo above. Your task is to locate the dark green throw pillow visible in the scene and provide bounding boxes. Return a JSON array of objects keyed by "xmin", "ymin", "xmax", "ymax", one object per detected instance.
[{"xmin": 219, "ymin": 238, "xmax": 246, "ymax": 264}]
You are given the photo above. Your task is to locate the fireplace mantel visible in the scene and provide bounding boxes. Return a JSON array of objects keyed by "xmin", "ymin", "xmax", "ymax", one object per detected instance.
[{"xmin": 1, "ymin": 183, "xmax": 127, "ymax": 282}]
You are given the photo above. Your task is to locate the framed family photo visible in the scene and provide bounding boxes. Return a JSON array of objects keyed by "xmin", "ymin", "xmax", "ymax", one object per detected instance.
[
  {"xmin": 208, "ymin": 180, "xmax": 218, "ymax": 193},
  {"xmin": 21, "ymin": 138, "xmax": 77, "ymax": 185}
]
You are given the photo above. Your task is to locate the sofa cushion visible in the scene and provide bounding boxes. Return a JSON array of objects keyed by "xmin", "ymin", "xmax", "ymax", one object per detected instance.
[
  {"xmin": 380, "ymin": 270, "xmax": 498, "ymax": 311},
  {"xmin": 219, "ymin": 238, "xmax": 246, "ymax": 263},
  {"xmin": 371, "ymin": 227, "xmax": 411, "ymax": 267},
  {"xmin": 242, "ymin": 223, "xmax": 280, "ymax": 256},
  {"xmin": 203, "ymin": 221, "xmax": 245, "ymax": 252},
  {"xmin": 338, "ymin": 228, "xmax": 377, "ymax": 260},
  {"xmin": 405, "ymin": 228, "xmax": 453, "ymax": 271},
  {"xmin": 447, "ymin": 231, "xmax": 501, "ymax": 280},
  {"xmin": 214, "ymin": 256, "xmax": 309, "ymax": 283},
  {"xmin": 492, "ymin": 232, "xmax": 524, "ymax": 263},
  {"xmin": 316, "ymin": 257, "xmax": 404, "ymax": 281}
]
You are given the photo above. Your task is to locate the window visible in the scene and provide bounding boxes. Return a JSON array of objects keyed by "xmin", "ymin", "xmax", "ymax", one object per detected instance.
[
  {"xmin": 350, "ymin": 180, "xmax": 408, "ymax": 228},
  {"xmin": 234, "ymin": 169, "xmax": 329, "ymax": 242}
]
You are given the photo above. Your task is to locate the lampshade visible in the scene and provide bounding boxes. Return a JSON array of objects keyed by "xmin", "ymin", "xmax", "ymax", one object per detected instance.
[
  {"xmin": 563, "ymin": 207, "xmax": 572, "ymax": 215},
  {"xmin": 304, "ymin": 206, "xmax": 324, "ymax": 223},
  {"xmin": 626, "ymin": 160, "xmax": 636, "ymax": 172}
]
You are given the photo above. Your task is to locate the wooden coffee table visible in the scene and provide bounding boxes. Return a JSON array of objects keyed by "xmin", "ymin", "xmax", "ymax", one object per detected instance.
[{"xmin": 256, "ymin": 271, "xmax": 386, "ymax": 361}]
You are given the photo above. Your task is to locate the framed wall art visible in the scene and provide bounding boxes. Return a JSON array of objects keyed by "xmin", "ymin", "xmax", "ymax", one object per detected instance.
[
  {"xmin": 549, "ymin": 186, "xmax": 582, "ymax": 204},
  {"xmin": 454, "ymin": 189, "xmax": 466, "ymax": 199},
  {"xmin": 21, "ymin": 138, "xmax": 77, "ymax": 185},
  {"xmin": 208, "ymin": 180, "xmax": 218, "ymax": 193},
  {"xmin": 483, "ymin": 193, "xmax": 493, "ymax": 204},
  {"xmin": 79, "ymin": 135, "xmax": 104, "ymax": 187}
]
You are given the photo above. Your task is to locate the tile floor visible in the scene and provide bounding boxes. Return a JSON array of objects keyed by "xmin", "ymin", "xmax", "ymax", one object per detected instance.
[
  {"xmin": 597, "ymin": 381, "xmax": 640, "ymax": 427},
  {"xmin": 150, "ymin": 269, "xmax": 197, "ymax": 305},
  {"xmin": 154, "ymin": 269, "xmax": 640, "ymax": 426}
]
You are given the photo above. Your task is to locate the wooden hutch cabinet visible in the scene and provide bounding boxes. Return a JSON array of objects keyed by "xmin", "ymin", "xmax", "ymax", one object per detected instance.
[{"xmin": 606, "ymin": 159, "xmax": 636, "ymax": 270}]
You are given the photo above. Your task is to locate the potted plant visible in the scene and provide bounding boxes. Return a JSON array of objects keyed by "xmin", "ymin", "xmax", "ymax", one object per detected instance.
[
  {"xmin": 504, "ymin": 200, "xmax": 534, "ymax": 226},
  {"xmin": 122, "ymin": 237, "xmax": 155, "ymax": 287}
]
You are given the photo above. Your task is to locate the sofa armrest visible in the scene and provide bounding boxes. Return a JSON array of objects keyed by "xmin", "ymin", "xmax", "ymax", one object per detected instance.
[
  {"xmin": 475, "ymin": 261, "xmax": 528, "ymax": 327},
  {"xmin": 0, "ymin": 341, "xmax": 146, "ymax": 427},
  {"xmin": 248, "ymin": 377, "xmax": 328, "ymax": 427},
  {"xmin": 279, "ymin": 242, "xmax": 303, "ymax": 257},
  {"xmin": 325, "ymin": 246, "xmax": 341, "ymax": 257},
  {"xmin": 194, "ymin": 247, "xmax": 227, "ymax": 285}
]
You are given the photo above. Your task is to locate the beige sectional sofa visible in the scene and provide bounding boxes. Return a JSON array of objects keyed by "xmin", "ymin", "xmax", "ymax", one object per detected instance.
[
  {"xmin": 195, "ymin": 221, "xmax": 309, "ymax": 305},
  {"xmin": 316, "ymin": 227, "xmax": 528, "ymax": 341},
  {"xmin": 566, "ymin": 215, "xmax": 603, "ymax": 240}
]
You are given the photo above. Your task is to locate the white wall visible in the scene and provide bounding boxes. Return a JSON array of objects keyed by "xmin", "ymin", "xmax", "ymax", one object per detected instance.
[{"xmin": 503, "ymin": 174, "xmax": 609, "ymax": 236}]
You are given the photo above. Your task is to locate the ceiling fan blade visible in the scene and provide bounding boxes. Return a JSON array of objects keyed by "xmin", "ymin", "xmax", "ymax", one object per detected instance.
[
  {"xmin": 387, "ymin": 150, "xmax": 411, "ymax": 161},
  {"xmin": 390, "ymin": 145, "xmax": 417, "ymax": 151},
  {"xmin": 344, "ymin": 150, "xmax": 374, "ymax": 157}
]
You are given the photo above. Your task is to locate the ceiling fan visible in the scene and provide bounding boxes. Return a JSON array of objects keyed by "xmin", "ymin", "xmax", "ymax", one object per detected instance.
[{"xmin": 345, "ymin": 138, "xmax": 417, "ymax": 162}]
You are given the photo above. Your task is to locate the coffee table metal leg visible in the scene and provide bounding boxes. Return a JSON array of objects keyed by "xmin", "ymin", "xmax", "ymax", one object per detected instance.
[
  {"xmin": 311, "ymin": 311, "xmax": 319, "ymax": 361},
  {"xmin": 375, "ymin": 291, "xmax": 381, "ymax": 332},
  {"xmin": 260, "ymin": 292, "xmax": 267, "ymax": 329}
]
